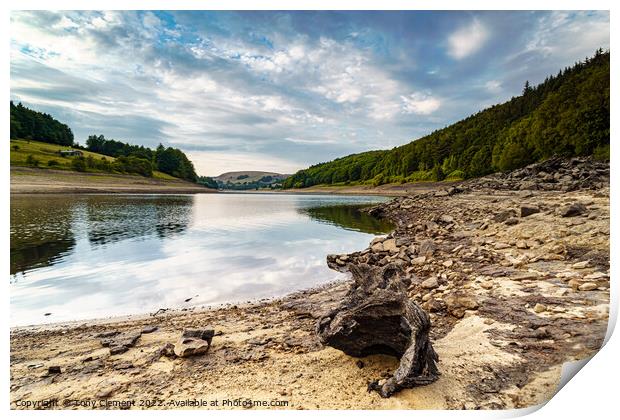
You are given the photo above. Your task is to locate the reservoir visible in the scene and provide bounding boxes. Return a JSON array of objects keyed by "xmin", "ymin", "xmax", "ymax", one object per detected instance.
[{"xmin": 10, "ymin": 193, "xmax": 393, "ymax": 326}]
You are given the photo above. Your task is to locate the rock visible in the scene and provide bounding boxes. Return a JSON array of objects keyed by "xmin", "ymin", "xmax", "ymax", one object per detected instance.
[
  {"xmin": 533, "ymin": 303, "xmax": 546, "ymax": 313},
  {"xmin": 435, "ymin": 190, "xmax": 449, "ymax": 197},
  {"xmin": 560, "ymin": 203, "xmax": 587, "ymax": 217},
  {"xmin": 578, "ymin": 282, "xmax": 598, "ymax": 291},
  {"xmin": 439, "ymin": 214, "xmax": 454, "ymax": 224},
  {"xmin": 481, "ymin": 281, "xmax": 494, "ymax": 290},
  {"xmin": 382, "ymin": 239, "xmax": 398, "ymax": 253},
  {"xmin": 418, "ymin": 240, "xmax": 436, "ymax": 257},
  {"xmin": 568, "ymin": 279, "xmax": 582, "ymax": 290},
  {"xmin": 356, "ymin": 360, "xmax": 365, "ymax": 369},
  {"xmin": 411, "ymin": 256, "xmax": 427, "ymax": 265},
  {"xmin": 48, "ymin": 366, "xmax": 61, "ymax": 374},
  {"xmin": 584, "ymin": 272, "xmax": 608, "ymax": 280},
  {"xmin": 110, "ymin": 345, "xmax": 129, "ymax": 355},
  {"xmin": 182, "ymin": 328, "xmax": 215, "ymax": 345},
  {"xmin": 516, "ymin": 240, "xmax": 529, "ymax": 249},
  {"xmin": 494, "ymin": 210, "xmax": 516, "ymax": 223},
  {"xmin": 317, "ymin": 263, "xmax": 439, "ymax": 398},
  {"xmin": 142, "ymin": 326, "xmax": 158, "ymax": 334},
  {"xmin": 494, "ymin": 243, "xmax": 511, "ymax": 250},
  {"xmin": 442, "ymin": 260, "xmax": 454, "ymax": 267},
  {"xmin": 520, "ymin": 205, "xmax": 540, "ymax": 217},
  {"xmin": 421, "ymin": 277, "xmax": 439, "ymax": 289},
  {"xmin": 159, "ymin": 343, "xmax": 176, "ymax": 358},
  {"xmin": 101, "ymin": 331, "xmax": 141, "ymax": 349},
  {"xmin": 571, "ymin": 261, "xmax": 591, "ymax": 269},
  {"xmin": 444, "ymin": 295, "xmax": 479, "ymax": 318},
  {"xmin": 371, "ymin": 242, "xmax": 385, "ymax": 252},
  {"xmin": 504, "ymin": 217, "xmax": 519, "ymax": 226},
  {"xmin": 174, "ymin": 337, "xmax": 211, "ymax": 358}
]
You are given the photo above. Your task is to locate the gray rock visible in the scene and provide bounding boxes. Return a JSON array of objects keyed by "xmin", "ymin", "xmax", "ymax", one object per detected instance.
[
  {"xmin": 420, "ymin": 277, "xmax": 439, "ymax": 289},
  {"xmin": 520, "ymin": 205, "xmax": 540, "ymax": 217},
  {"xmin": 504, "ymin": 217, "xmax": 519, "ymax": 226},
  {"xmin": 560, "ymin": 203, "xmax": 587, "ymax": 217},
  {"xmin": 182, "ymin": 328, "xmax": 215, "ymax": 345}
]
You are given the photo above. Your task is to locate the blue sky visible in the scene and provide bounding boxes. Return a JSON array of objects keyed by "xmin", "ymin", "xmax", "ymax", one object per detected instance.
[{"xmin": 10, "ymin": 11, "xmax": 609, "ymax": 176}]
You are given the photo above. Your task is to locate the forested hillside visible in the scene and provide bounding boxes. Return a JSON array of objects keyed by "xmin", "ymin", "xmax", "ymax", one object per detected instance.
[
  {"xmin": 9, "ymin": 103, "xmax": 198, "ymax": 182},
  {"xmin": 86, "ymin": 135, "xmax": 197, "ymax": 182},
  {"xmin": 10, "ymin": 101, "xmax": 74, "ymax": 146},
  {"xmin": 283, "ymin": 49, "xmax": 610, "ymax": 189}
]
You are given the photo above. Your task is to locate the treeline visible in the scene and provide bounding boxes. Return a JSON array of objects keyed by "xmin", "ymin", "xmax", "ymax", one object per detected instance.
[
  {"xmin": 283, "ymin": 49, "xmax": 610, "ymax": 189},
  {"xmin": 86, "ymin": 135, "xmax": 197, "ymax": 182},
  {"xmin": 10, "ymin": 101, "xmax": 74, "ymax": 146}
]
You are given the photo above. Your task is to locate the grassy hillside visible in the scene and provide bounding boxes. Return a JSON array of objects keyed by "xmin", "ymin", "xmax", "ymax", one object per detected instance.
[
  {"xmin": 10, "ymin": 139, "xmax": 177, "ymax": 180},
  {"xmin": 284, "ymin": 50, "xmax": 609, "ymax": 189}
]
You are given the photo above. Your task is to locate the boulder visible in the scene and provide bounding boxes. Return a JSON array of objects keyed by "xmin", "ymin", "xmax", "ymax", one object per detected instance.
[
  {"xmin": 444, "ymin": 295, "xmax": 479, "ymax": 318},
  {"xmin": 520, "ymin": 205, "xmax": 540, "ymax": 217},
  {"xmin": 317, "ymin": 263, "xmax": 439, "ymax": 398},
  {"xmin": 578, "ymin": 282, "xmax": 598, "ymax": 291},
  {"xmin": 174, "ymin": 337, "xmax": 211, "ymax": 358},
  {"xmin": 493, "ymin": 210, "xmax": 517, "ymax": 223},
  {"xmin": 560, "ymin": 203, "xmax": 587, "ymax": 217}
]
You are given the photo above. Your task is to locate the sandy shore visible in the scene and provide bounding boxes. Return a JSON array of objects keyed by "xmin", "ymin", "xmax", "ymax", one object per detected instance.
[
  {"xmin": 10, "ymin": 167, "xmax": 215, "ymax": 194},
  {"xmin": 9, "ymin": 159, "xmax": 610, "ymax": 410}
]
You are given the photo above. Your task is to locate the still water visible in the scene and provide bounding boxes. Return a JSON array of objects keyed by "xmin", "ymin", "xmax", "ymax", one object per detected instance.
[{"xmin": 10, "ymin": 193, "xmax": 393, "ymax": 326}]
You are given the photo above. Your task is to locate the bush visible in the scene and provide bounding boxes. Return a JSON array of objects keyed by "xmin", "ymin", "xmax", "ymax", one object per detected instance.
[
  {"xmin": 593, "ymin": 144, "xmax": 610, "ymax": 161},
  {"xmin": 12, "ymin": 145, "xmax": 19, "ymax": 151},
  {"xmin": 445, "ymin": 170, "xmax": 466, "ymax": 181},
  {"xmin": 47, "ymin": 159, "xmax": 60, "ymax": 167},
  {"xmin": 25, "ymin": 154, "xmax": 39, "ymax": 167},
  {"xmin": 71, "ymin": 156, "xmax": 87, "ymax": 172}
]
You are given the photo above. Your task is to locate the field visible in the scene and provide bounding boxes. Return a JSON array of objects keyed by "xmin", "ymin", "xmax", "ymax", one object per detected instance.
[{"xmin": 9, "ymin": 139, "xmax": 177, "ymax": 180}]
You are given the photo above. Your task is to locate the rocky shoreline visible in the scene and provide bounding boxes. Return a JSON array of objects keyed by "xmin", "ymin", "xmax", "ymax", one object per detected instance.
[{"xmin": 10, "ymin": 157, "xmax": 610, "ymax": 410}]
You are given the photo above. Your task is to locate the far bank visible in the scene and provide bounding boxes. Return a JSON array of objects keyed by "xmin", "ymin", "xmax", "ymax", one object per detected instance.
[{"xmin": 10, "ymin": 167, "xmax": 215, "ymax": 195}]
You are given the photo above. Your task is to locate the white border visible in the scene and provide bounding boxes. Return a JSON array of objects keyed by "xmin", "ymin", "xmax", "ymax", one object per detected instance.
[{"xmin": 2, "ymin": 1, "xmax": 617, "ymax": 419}]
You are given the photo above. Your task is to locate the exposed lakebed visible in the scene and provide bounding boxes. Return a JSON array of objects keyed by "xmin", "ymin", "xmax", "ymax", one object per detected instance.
[{"xmin": 10, "ymin": 193, "xmax": 392, "ymax": 326}]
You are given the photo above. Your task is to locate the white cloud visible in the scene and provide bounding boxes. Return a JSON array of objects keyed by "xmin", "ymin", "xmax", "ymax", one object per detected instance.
[
  {"xmin": 447, "ymin": 19, "xmax": 489, "ymax": 60},
  {"xmin": 400, "ymin": 93, "xmax": 441, "ymax": 115},
  {"xmin": 485, "ymin": 80, "xmax": 502, "ymax": 93}
]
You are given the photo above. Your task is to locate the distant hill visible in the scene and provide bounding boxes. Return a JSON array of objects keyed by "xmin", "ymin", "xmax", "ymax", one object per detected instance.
[
  {"xmin": 284, "ymin": 49, "xmax": 609, "ymax": 189},
  {"xmin": 198, "ymin": 171, "xmax": 290, "ymax": 190}
]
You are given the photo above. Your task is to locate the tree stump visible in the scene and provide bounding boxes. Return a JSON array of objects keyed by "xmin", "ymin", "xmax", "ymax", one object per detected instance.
[{"xmin": 316, "ymin": 263, "xmax": 439, "ymax": 397}]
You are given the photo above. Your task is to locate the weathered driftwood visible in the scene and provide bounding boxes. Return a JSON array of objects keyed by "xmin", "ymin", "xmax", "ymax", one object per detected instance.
[{"xmin": 316, "ymin": 263, "xmax": 439, "ymax": 397}]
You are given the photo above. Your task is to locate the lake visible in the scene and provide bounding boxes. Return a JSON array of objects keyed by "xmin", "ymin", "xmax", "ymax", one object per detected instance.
[{"xmin": 10, "ymin": 193, "xmax": 393, "ymax": 326}]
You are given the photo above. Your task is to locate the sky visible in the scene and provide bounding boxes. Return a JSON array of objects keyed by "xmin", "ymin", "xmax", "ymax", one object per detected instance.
[{"xmin": 10, "ymin": 10, "xmax": 610, "ymax": 176}]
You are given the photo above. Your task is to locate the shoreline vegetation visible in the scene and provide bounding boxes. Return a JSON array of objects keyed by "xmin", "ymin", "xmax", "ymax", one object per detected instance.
[{"xmin": 9, "ymin": 157, "xmax": 609, "ymax": 409}]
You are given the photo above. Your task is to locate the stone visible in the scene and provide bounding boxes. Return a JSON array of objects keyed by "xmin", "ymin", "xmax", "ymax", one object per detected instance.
[
  {"xmin": 504, "ymin": 217, "xmax": 519, "ymax": 226},
  {"xmin": 584, "ymin": 272, "xmax": 608, "ymax": 280},
  {"xmin": 371, "ymin": 242, "xmax": 385, "ymax": 252},
  {"xmin": 571, "ymin": 261, "xmax": 590, "ymax": 269},
  {"xmin": 439, "ymin": 214, "xmax": 454, "ymax": 224},
  {"xmin": 142, "ymin": 326, "xmax": 158, "ymax": 334},
  {"xmin": 568, "ymin": 279, "xmax": 582, "ymax": 290},
  {"xmin": 442, "ymin": 260, "xmax": 454, "ymax": 268},
  {"xmin": 174, "ymin": 337, "xmax": 211, "ymax": 358},
  {"xmin": 494, "ymin": 243, "xmax": 511, "ymax": 250},
  {"xmin": 110, "ymin": 345, "xmax": 129, "ymax": 355},
  {"xmin": 101, "ymin": 331, "xmax": 141, "ymax": 349},
  {"xmin": 418, "ymin": 240, "xmax": 436, "ymax": 257},
  {"xmin": 48, "ymin": 366, "xmax": 61, "ymax": 374},
  {"xmin": 159, "ymin": 343, "xmax": 176, "ymax": 358},
  {"xmin": 560, "ymin": 203, "xmax": 587, "ymax": 217},
  {"xmin": 382, "ymin": 238, "xmax": 398, "ymax": 253},
  {"xmin": 421, "ymin": 277, "xmax": 439, "ymax": 289},
  {"xmin": 411, "ymin": 256, "xmax": 427, "ymax": 265},
  {"xmin": 520, "ymin": 205, "xmax": 540, "ymax": 217},
  {"xmin": 444, "ymin": 295, "xmax": 479, "ymax": 318},
  {"xmin": 494, "ymin": 210, "xmax": 516, "ymax": 223},
  {"xmin": 533, "ymin": 303, "xmax": 546, "ymax": 313},
  {"xmin": 481, "ymin": 281, "xmax": 494, "ymax": 290},
  {"xmin": 578, "ymin": 282, "xmax": 598, "ymax": 291},
  {"xmin": 317, "ymin": 263, "xmax": 439, "ymax": 398},
  {"xmin": 516, "ymin": 240, "xmax": 529, "ymax": 249},
  {"xmin": 182, "ymin": 328, "xmax": 215, "ymax": 344}
]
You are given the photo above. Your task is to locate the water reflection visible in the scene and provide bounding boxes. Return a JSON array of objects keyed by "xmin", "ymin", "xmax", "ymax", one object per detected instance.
[
  {"xmin": 303, "ymin": 204, "xmax": 394, "ymax": 234},
  {"xmin": 10, "ymin": 193, "xmax": 390, "ymax": 326}
]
